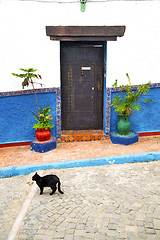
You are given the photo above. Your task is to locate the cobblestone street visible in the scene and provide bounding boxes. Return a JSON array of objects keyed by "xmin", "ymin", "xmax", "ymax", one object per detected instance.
[{"xmin": 1, "ymin": 161, "xmax": 160, "ymax": 240}]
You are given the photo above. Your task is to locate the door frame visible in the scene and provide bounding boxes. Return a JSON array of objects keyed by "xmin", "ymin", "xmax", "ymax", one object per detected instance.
[{"xmin": 60, "ymin": 41, "xmax": 106, "ymax": 131}]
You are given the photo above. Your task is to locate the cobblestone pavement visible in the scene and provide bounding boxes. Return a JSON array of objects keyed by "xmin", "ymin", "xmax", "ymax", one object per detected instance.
[
  {"xmin": 1, "ymin": 161, "xmax": 160, "ymax": 240},
  {"xmin": 0, "ymin": 175, "xmax": 30, "ymax": 240}
]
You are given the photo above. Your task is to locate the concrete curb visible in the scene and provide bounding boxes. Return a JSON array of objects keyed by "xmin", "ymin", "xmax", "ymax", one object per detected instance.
[
  {"xmin": 7, "ymin": 170, "xmax": 43, "ymax": 240},
  {"xmin": 1, "ymin": 151, "xmax": 160, "ymax": 178}
]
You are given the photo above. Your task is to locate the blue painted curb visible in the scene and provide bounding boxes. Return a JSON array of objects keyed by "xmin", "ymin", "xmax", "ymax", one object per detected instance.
[{"xmin": 0, "ymin": 151, "xmax": 160, "ymax": 178}]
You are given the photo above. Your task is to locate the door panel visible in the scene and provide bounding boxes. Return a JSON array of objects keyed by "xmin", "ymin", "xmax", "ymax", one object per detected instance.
[{"xmin": 61, "ymin": 42, "xmax": 104, "ymax": 130}]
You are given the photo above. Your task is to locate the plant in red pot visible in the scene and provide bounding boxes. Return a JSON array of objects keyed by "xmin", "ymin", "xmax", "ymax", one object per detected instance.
[
  {"xmin": 31, "ymin": 106, "xmax": 54, "ymax": 141},
  {"xmin": 12, "ymin": 68, "xmax": 54, "ymax": 141}
]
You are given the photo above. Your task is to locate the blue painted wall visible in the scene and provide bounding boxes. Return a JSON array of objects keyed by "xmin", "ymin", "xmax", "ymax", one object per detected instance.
[
  {"xmin": 110, "ymin": 86, "xmax": 160, "ymax": 133},
  {"xmin": 0, "ymin": 91, "xmax": 57, "ymax": 144},
  {"xmin": 1, "ymin": 85, "xmax": 160, "ymax": 145}
]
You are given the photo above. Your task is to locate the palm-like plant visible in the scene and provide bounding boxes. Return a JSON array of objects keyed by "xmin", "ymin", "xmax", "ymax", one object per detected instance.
[
  {"xmin": 12, "ymin": 68, "xmax": 43, "ymax": 111},
  {"xmin": 12, "ymin": 68, "xmax": 54, "ymax": 130}
]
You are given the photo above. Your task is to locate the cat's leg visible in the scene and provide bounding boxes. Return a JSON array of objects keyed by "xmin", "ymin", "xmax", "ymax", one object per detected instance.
[
  {"xmin": 58, "ymin": 181, "xmax": 64, "ymax": 194},
  {"xmin": 50, "ymin": 185, "xmax": 57, "ymax": 195},
  {"xmin": 40, "ymin": 187, "xmax": 44, "ymax": 195}
]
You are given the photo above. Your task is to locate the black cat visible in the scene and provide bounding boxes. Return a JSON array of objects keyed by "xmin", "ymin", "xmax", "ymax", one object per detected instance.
[{"xmin": 32, "ymin": 172, "xmax": 64, "ymax": 195}]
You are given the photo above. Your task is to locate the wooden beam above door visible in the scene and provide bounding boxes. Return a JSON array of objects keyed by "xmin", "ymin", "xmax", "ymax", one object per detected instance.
[{"xmin": 46, "ymin": 26, "xmax": 126, "ymax": 41}]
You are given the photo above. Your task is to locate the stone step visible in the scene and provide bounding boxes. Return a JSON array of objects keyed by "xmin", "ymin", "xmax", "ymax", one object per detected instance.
[{"xmin": 61, "ymin": 130, "xmax": 107, "ymax": 142}]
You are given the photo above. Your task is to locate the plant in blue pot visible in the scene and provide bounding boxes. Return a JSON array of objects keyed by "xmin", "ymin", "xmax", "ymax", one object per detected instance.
[{"xmin": 111, "ymin": 73, "xmax": 153, "ymax": 136}]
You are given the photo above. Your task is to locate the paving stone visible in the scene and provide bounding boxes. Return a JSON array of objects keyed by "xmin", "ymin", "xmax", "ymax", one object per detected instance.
[
  {"xmin": 107, "ymin": 229, "xmax": 117, "ymax": 237},
  {"xmin": 53, "ymin": 231, "xmax": 65, "ymax": 239},
  {"xmin": 137, "ymin": 232, "xmax": 147, "ymax": 239},
  {"xmin": 33, "ymin": 235, "xmax": 44, "ymax": 240},
  {"xmin": 85, "ymin": 227, "xmax": 94, "ymax": 233},
  {"xmin": 117, "ymin": 227, "xmax": 125, "ymax": 234},
  {"xmin": 85, "ymin": 233, "xmax": 95, "ymax": 239},
  {"xmin": 108, "ymin": 223, "xmax": 117, "ymax": 230},
  {"xmin": 94, "ymin": 227, "xmax": 99, "ymax": 233},
  {"xmin": 126, "ymin": 220, "xmax": 136, "ymax": 226},
  {"xmin": 64, "ymin": 234, "xmax": 74, "ymax": 240},
  {"xmin": 107, "ymin": 237, "xmax": 116, "ymax": 240},
  {"xmin": 155, "ymin": 229, "xmax": 160, "ymax": 235},
  {"xmin": 125, "ymin": 225, "xmax": 136, "ymax": 232},
  {"xmin": 153, "ymin": 219, "xmax": 160, "ymax": 229},
  {"xmin": 136, "ymin": 226, "xmax": 145, "ymax": 233},
  {"xmin": 26, "ymin": 235, "xmax": 35, "ymax": 240},
  {"xmin": 126, "ymin": 232, "xmax": 138, "ymax": 240},
  {"xmin": 145, "ymin": 222, "xmax": 154, "ymax": 229},
  {"xmin": 136, "ymin": 220, "xmax": 144, "ymax": 226},
  {"xmin": 16, "ymin": 234, "xmax": 28, "ymax": 240},
  {"xmin": 145, "ymin": 216, "xmax": 153, "ymax": 223},
  {"xmin": 74, "ymin": 236, "xmax": 84, "ymax": 240},
  {"xmin": 109, "ymin": 218, "xmax": 119, "ymax": 225},
  {"xmin": 99, "ymin": 226, "xmax": 107, "ymax": 234},
  {"xmin": 117, "ymin": 232, "xmax": 126, "ymax": 239},
  {"xmin": 145, "ymin": 228, "xmax": 156, "ymax": 234},
  {"xmin": 95, "ymin": 233, "xmax": 107, "ymax": 240},
  {"xmin": 76, "ymin": 224, "xmax": 85, "ymax": 230},
  {"xmin": 146, "ymin": 235, "xmax": 158, "ymax": 240},
  {"xmin": 74, "ymin": 230, "xmax": 85, "ymax": 236}
]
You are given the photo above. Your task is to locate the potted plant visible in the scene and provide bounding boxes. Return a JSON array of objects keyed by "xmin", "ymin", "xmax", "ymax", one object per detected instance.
[
  {"xmin": 111, "ymin": 73, "xmax": 153, "ymax": 135},
  {"xmin": 12, "ymin": 68, "xmax": 54, "ymax": 141},
  {"xmin": 31, "ymin": 105, "xmax": 54, "ymax": 141}
]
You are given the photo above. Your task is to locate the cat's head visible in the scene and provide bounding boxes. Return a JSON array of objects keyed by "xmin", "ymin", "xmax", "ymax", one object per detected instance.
[{"xmin": 32, "ymin": 172, "xmax": 39, "ymax": 181}]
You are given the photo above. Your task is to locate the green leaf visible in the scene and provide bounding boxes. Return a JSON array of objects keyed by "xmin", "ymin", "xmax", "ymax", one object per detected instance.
[
  {"xmin": 19, "ymin": 68, "xmax": 38, "ymax": 73},
  {"xmin": 30, "ymin": 111, "xmax": 40, "ymax": 122}
]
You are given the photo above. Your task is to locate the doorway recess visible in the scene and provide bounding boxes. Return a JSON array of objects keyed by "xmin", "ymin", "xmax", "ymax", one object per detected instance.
[{"xmin": 46, "ymin": 26, "xmax": 125, "ymax": 142}]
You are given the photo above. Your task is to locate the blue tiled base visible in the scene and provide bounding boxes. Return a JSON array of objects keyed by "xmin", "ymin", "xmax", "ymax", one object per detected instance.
[
  {"xmin": 31, "ymin": 137, "xmax": 56, "ymax": 153},
  {"xmin": 110, "ymin": 132, "xmax": 139, "ymax": 145}
]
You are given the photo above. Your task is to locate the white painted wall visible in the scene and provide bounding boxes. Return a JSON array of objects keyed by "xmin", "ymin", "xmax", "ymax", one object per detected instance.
[{"xmin": 0, "ymin": 0, "xmax": 160, "ymax": 91}]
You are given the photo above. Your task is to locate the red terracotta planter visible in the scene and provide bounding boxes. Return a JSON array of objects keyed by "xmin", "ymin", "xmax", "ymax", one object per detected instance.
[{"xmin": 36, "ymin": 128, "xmax": 51, "ymax": 141}]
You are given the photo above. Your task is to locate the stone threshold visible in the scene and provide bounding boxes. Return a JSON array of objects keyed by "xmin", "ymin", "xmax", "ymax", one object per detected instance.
[{"xmin": 61, "ymin": 130, "xmax": 108, "ymax": 142}]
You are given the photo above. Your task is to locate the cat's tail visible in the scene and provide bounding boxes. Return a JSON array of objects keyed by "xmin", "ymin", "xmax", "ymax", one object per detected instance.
[{"xmin": 58, "ymin": 181, "xmax": 64, "ymax": 194}]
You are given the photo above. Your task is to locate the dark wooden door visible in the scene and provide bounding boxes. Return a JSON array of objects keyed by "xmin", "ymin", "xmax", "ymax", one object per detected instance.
[{"xmin": 61, "ymin": 42, "xmax": 104, "ymax": 130}]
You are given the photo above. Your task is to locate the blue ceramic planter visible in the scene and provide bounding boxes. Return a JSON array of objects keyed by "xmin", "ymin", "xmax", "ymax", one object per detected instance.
[
  {"xmin": 31, "ymin": 137, "xmax": 56, "ymax": 153},
  {"xmin": 110, "ymin": 132, "xmax": 139, "ymax": 145}
]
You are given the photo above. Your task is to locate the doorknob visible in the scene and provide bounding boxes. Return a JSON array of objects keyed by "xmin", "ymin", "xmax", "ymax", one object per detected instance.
[
  {"xmin": 81, "ymin": 71, "xmax": 84, "ymax": 76},
  {"xmin": 92, "ymin": 87, "xmax": 94, "ymax": 90}
]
